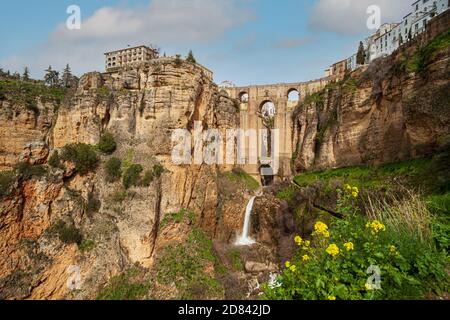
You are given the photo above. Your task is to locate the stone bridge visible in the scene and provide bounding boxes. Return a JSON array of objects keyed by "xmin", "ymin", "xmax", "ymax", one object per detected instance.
[{"xmin": 223, "ymin": 77, "xmax": 334, "ymax": 184}]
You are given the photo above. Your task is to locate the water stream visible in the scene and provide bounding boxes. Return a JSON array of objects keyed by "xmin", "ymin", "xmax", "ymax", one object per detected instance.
[{"xmin": 235, "ymin": 196, "xmax": 257, "ymax": 246}]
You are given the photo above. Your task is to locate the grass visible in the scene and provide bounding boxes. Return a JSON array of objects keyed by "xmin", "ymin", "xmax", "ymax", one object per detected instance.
[
  {"xmin": 228, "ymin": 249, "xmax": 244, "ymax": 271},
  {"xmin": 160, "ymin": 209, "xmax": 196, "ymax": 230},
  {"xmin": 155, "ymin": 226, "xmax": 224, "ymax": 299},
  {"xmin": 226, "ymin": 168, "xmax": 260, "ymax": 191},
  {"xmin": 97, "ymin": 268, "xmax": 150, "ymax": 300},
  {"xmin": 293, "ymin": 158, "xmax": 431, "ymax": 193},
  {"xmin": 79, "ymin": 239, "xmax": 95, "ymax": 253}
]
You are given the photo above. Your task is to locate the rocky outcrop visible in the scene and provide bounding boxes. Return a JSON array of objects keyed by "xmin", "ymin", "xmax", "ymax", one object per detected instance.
[{"xmin": 293, "ymin": 36, "xmax": 450, "ymax": 171}]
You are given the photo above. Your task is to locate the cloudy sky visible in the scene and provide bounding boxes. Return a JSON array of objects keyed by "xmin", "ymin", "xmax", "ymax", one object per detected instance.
[{"xmin": 0, "ymin": 0, "xmax": 412, "ymax": 85}]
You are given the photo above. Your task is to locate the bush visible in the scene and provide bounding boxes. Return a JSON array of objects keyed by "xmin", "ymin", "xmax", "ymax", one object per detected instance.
[
  {"xmin": 98, "ymin": 132, "xmax": 117, "ymax": 155},
  {"xmin": 141, "ymin": 164, "xmax": 164, "ymax": 187},
  {"xmin": 0, "ymin": 171, "xmax": 15, "ymax": 197},
  {"xmin": 263, "ymin": 185, "xmax": 449, "ymax": 300},
  {"xmin": 111, "ymin": 189, "xmax": 127, "ymax": 203},
  {"xmin": 61, "ymin": 143, "xmax": 99, "ymax": 175},
  {"xmin": 79, "ymin": 239, "xmax": 95, "ymax": 253},
  {"xmin": 122, "ymin": 164, "xmax": 143, "ymax": 189},
  {"xmin": 50, "ymin": 220, "xmax": 83, "ymax": 245},
  {"xmin": 14, "ymin": 162, "xmax": 47, "ymax": 180},
  {"xmin": 104, "ymin": 157, "xmax": 122, "ymax": 182},
  {"xmin": 86, "ymin": 191, "xmax": 101, "ymax": 214},
  {"xmin": 48, "ymin": 150, "xmax": 63, "ymax": 169}
]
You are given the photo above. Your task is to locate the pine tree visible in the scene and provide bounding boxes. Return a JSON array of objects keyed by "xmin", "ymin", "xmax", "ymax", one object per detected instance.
[
  {"xmin": 186, "ymin": 50, "xmax": 197, "ymax": 64},
  {"xmin": 356, "ymin": 41, "xmax": 366, "ymax": 65},
  {"xmin": 61, "ymin": 64, "xmax": 73, "ymax": 88},
  {"xmin": 44, "ymin": 66, "xmax": 60, "ymax": 86},
  {"xmin": 22, "ymin": 67, "xmax": 30, "ymax": 81}
]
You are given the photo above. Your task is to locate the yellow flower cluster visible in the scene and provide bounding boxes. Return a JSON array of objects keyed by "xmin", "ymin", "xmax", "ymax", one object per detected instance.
[
  {"xmin": 389, "ymin": 245, "xmax": 399, "ymax": 256},
  {"xmin": 328, "ymin": 296, "xmax": 336, "ymax": 300},
  {"xmin": 294, "ymin": 236, "xmax": 303, "ymax": 246},
  {"xmin": 344, "ymin": 242, "xmax": 354, "ymax": 251},
  {"xmin": 285, "ymin": 261, "xmax": 297, "ymax": 272},
  {"xmin": 326, "ymin": 244, "xmax": 340, "ymax": 257},
  {"xmin": 302, "ymin": 255, "xmax": 310, "ymax": 262},
  {"xmin": 314, "ymin": 221, "xmax": 330, "ymax": 238},
  {"xmin": 366, "ymin": 220, "xmax": 386, "ymax": 235},
  {"xmin": 344, "ymin": 184, "xmax": 359, "ymax": 198}
]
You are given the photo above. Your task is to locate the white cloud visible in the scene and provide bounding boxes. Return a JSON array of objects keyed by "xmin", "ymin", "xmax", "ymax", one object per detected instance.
[
  {"xmin": 1, "ymin": 0, "xmax": 253, "ymax": 77},
  {"xmin": 309, "ymin": 0, "xmax": 412, "ymax": 35}
]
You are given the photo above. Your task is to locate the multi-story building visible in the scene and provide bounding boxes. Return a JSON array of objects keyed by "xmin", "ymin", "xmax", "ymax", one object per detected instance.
[{"xmin": 104, "ymin": 45, "xmax": 159, "ymax": 72}]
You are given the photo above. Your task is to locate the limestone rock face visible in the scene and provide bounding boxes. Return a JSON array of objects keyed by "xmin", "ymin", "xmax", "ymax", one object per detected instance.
[
  {"xmin": 293, "ymin": 46, "xmax": 450, "ymax": 171},
  {"xmin": 0, "ymin": 59, "xmax": 245, "ymax": 299}
]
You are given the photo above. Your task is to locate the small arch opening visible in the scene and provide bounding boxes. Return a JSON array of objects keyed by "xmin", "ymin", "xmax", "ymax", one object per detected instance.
[
  {"xmin": 288, "ymin": 89, "xmax": 300, "ymax": 102},
  {"xmin": 239, "ymin": 91, "xmax": 249, "ymax": 103},
  {"xmin": 260, "ymin": 165, "xmax": 274, "ymax": 186},
  {"xmin": 260, "ymin": 100, "xmax": 276, "ymax": 118}
]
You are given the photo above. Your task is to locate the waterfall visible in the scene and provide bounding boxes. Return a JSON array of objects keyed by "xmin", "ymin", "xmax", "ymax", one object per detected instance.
[{"xmin": 235, "ymin": 196, "xmax": 257, "ymax": 246}]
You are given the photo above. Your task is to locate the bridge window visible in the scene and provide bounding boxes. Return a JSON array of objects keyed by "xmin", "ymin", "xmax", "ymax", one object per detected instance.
[
  {"xmin": 239, "ymin": 92, "xmax": 249, "ymax": 103},
  {"xmin": 260, "ymin": 101, "xmax": 276, "ymax": 118},
  {"xmin": 288, "ymin": 89, "xmax": 300, "ymax": 102}
]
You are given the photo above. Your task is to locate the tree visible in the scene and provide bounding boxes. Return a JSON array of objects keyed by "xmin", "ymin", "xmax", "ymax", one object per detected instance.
[
  {"xmin": 22, "ymin": 67, "xmax": 30, "ymax": 81},
  {"xmin": 44, "ymin": 66, "xmax": 60, "ymax": 86},
  {"xmin": 61, "ymin": 64, "xmax": 73, "ymax": 88},
  {"xmin": 186, "ymin": 50, "xmax": 197, "ymax": 64},
  {"xmin": 356, "ymin": 41, "xmax": 366, "ymax": 65},
  {"xmin": 98, "ymin": 132, "xmax": 117, "ymax": 154}
]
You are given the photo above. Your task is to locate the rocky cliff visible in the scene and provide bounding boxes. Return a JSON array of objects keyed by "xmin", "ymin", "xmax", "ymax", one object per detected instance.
[{"xmin": 292, "ymin": 30, "xmax": 450, "ymax": 171}]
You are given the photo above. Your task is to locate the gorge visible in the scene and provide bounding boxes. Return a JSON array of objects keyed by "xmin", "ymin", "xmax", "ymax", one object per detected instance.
[{"xmin": 0, "ymin": 18, "xmax": 449, "ymax": 300}]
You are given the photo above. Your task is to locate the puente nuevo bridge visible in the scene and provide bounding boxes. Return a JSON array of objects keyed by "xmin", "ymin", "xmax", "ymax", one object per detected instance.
[{"xmin": 223, "ymin": 78, "xmax": 334, "ymax": 184}]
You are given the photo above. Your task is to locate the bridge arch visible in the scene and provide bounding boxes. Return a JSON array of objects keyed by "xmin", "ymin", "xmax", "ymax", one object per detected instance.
[
  {"xmin": 259, "ymin": 100, "xmax": 276, "ymax": 118},
  {"xmin": 287, "ymin": 88, "xmax": 300, "ymax": 102},
  {"xmin": 239, "ymin": 91, "xmax": 249, "ymax": 103}
]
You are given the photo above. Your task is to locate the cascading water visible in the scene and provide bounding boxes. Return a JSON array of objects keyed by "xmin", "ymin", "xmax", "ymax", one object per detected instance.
[{"xmin": 235, "ymin": 196, "xmax": 257, "ymax": 246}]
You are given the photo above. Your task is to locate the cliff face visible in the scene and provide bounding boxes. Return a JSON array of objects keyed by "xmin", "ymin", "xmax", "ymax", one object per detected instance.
[
  {"xmin": 0, "ymin": 59, "xmax": 249, "ymax": 299},
  {"xmin": 292, "ymin": 33, "xmax": 450, "ymax": 171}
]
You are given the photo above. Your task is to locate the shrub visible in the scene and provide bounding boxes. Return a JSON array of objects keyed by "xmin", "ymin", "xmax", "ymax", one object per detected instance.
[
  {"xmin": 263, "ymin": 185, "xmax": 449, "ymax": 300},
  {"xmin": 104, "ymin": 157, "xmax": 122, "ymax": 182},
  {"xmin": 98, "ymin": 132, "xmax": 117, "ymax": 155},
  {"xmin": 79, "ymin": 239, "xmax": 95, "ymax": 253},
  {"xmin": 14, "ymin": 162, "xmax": 47, "ymax": 180},
  {"xmin": 86, "ymin": 191, "xmax": 101, "ymax": 214},
  {"xmin": 50, "ymin": 220, "xmax": 83, "ymax": 245},
  {"xmin": 48, "ymin": 150, "xmax": 64, "ymax": 169},
  {"xmin": 111, "ymin": 189, "xmax": 127, "ymax": 203},
  {"xmin": 61, "ymin": 143, "xmax": 99, "ymax": 175},
  {"xmin": 0, "ymin": 171, "xmax": 15, "ymax": 197},
  {"xmin": 141, "ymin": 170, "xmax": 154, "ymax": 187},
  {"xmin": 122, "ymin": 164, "xmax": 143, "ymax": 189}
]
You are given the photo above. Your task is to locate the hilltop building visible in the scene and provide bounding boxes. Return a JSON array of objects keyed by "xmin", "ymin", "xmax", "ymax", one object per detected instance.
[{"xmin": 105, "ymin": 45, "xmax": 159, "ymax": 72}]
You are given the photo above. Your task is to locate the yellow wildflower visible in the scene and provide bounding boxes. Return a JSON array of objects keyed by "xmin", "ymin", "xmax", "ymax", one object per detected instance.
[
  {"xmin": 345, "ymin": 184, "xmax": 352, "ymax": 191},
  {"xmin": 302, "ymin": 240, "xmax": 311, "ymax": 249},
  {"xmin": 289, "ymin": 265, "xmax": 297, "ymax": 272},
  {"xmin": 285, "ymin": 261, "xmax": 291, "ymax": 268},
  {"xmin": 366, "ymin": 220, "xmax": 386, "ymax": 235},
  {"xmin": 302, "ymin": 255, "xmax": 310, "ymax": 262},
  {"xmin": 352, "ymin": 191, "xmax": 359, "ymax": 198},
  {"xmin": 365, "ymin": 283, "xmax": 373, "ymax": 291},
  {"xmin": 328, "ymin": 296, "xmax": 336, "ymax": 301},
  {"xmin": 344, "ymin": 242, "xmax": 354, "ymax": 251},
  {"xmin": 389, "ymin": 245, "xmax": 399, "ymax": 256},
  {"xmin": 294, "ymin": 235, "xmax": 303, "ymax": 246},
  {"xmin": 314, "ymin": 221, "xmax": 329, "ymax": 237},
  {"xmin": 352, "ymin": 186, "xmax": 359, "ymax": 193},
  {"xmin": 326, "ymin": 244, "xmax": 340, "ymax": 257}
]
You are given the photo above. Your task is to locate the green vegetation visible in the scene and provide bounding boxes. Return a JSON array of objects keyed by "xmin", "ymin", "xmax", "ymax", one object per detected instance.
[
  {"xmin": 228, "ymin": 249, "xmax": 244, "ymax": 271},
  {"xmin": 97, "ymin": 268, "xmax": 150, "ymax": 300},
  {"xmin": 61, "ymin": 143, "xmax": 99, "ymax": 175},
  {"xmin": 104, "ymin": 157, "xmax": 122, "ymax": 182},
  {"xmin": 49, "ymin": 220, "xmax": 83, "ymax": 246},
  {"xmin": 0, "ymin": 79, "xmax": 66, "ymax": 112},
  {"xmin": 48, "ymin": 150, "xmax": 64, "ymax": 169},
  {"xmin": 79, "ymin": 239, "xmax": 95, "ymax": 253},
  {"xmin": 160, "ymin": 209, "xmax": 196, "ymax": 230},
  {"xmin": 304, "ymin": 92, "xmax": 324, "ymax": 107},
  {"xmin": 293, "ymin": 158, "xmax": 432, "ymax": 194},
  {"xmin": 141, "ymin": 164, "xmax": 164, "ymax": 187},
  {"xmin": 0, "ymin": 171, "xmax": 15, "ymax": 197},
  {"xmin": 14, "ymin": 162, "xmax": 47, "ymax": 180},
  {"xmin": 98, "ymin": 132, "xmax": 117, "ymax": 155},
  {"xmin": 186, "ymin": 50, "xmax": 197, "ymax": 64},
  {"xmin": 263, "ymin": 185, "xmax": 449, "ymax": 300},
  {"xmin": 122, "ymin": 164, "xmax": 143, "ymax": 189},
  {"xmin": 111, "ymin": 189, "xmax": 128, "ymax": 203},
  {"xmin": 156, "ymin": 226, "xmax": 224, "ymax": 299},
  {"xmin": 226, "ymin": 168, "xmax": 260, "ymax": 191},
  {"xmin": 407, "ymin": 29, "xmax": 450, "ymax": 73}
]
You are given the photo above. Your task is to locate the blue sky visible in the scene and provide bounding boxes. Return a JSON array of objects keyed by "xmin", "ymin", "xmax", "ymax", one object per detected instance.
[{"xmin": 0, "ymin": 0, "xmax": 412, "ymax": 86}]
